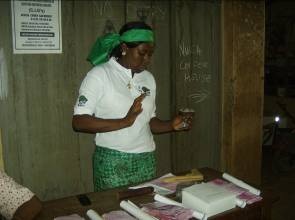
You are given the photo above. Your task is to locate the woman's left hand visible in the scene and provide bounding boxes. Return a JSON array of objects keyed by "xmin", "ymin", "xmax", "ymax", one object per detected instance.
[{"xmin": 172, "ymin": 115, "xmax": 193, "ymax": 131}]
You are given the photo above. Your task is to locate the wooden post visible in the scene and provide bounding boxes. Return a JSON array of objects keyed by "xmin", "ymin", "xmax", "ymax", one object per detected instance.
[{"xmin": 221, "ymin": 0, "xmax": 265, "ymax": 184}]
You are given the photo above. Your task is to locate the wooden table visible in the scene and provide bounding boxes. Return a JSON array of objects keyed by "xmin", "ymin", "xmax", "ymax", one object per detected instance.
[{"xmin": 36, "ymin": 167, "xmax": 279, "ymax": 220}]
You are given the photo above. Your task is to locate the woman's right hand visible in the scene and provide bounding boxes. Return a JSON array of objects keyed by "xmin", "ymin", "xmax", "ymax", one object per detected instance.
[
  {"xmin": 124, "ymin": 93, "xmax": 146, "ymax": 126},
  {"xmin": 72, "ymin": 94, "xmax": 146, "ymax": 133}
]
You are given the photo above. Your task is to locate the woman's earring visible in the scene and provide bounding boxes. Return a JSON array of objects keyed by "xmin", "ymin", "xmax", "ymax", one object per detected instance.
[{"xmin": 122, "ymin": 51, "xmax": 126, "ymax": 56}]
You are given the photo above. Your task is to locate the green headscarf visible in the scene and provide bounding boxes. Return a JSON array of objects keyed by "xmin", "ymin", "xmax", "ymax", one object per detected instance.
[{"xmin": 87, "ymin": 29, "xmax": 154, "ymax": 66}]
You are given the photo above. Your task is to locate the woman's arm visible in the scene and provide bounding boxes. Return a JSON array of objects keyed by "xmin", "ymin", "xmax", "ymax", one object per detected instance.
[
  {"xmin": 149, "ymin": 115, "xmax": 193, "ymax": 134},
  {"xmin": 72, "ymin": 115, "xmax": 130, "ymax": 133},
  {"xmin": 72, "ymin": 94, "xmax": 146, "ymax": 134},
  {"xmin": 149, "ymin": 117, "xmax": 174, "ymax": 134}
]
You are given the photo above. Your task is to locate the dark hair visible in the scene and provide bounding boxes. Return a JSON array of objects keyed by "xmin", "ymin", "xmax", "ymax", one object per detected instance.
[
  {"xmin": 110, "ymin": 21, "xmax": 153, "ymax": 59},
  {"xmin": 119, "ymin": 21, "xmax": 152, "ymax": 35}
]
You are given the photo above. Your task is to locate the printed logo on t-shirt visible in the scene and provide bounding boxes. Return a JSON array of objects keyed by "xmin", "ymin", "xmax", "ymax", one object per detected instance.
[
  {"xmin": 136, "ymin": 86, "xmax": 151, "ymax": 96},
  {"xmin": 78, "ymin": 95, "xmax": 88, "ymax": 106}
]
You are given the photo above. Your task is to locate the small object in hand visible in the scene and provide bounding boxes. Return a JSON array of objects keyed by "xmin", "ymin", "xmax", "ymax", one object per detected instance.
[
  {"xmin": 77, "ymin": 194, "xmax": 91, "ymax": 206},
  {"xmin": 182, "ymin": 121, "xmax": 188, "ymax": 128},
  {"xmin": 178, "ymin": 108, "xmax": 195, "ymax": 129},
  {"xmin": 178, "ymin": 108, "xmax": 195, "ymax": 119},
  {"xmin": 117, "ymin": 186, "xmax": 154, "ymax": 200}
]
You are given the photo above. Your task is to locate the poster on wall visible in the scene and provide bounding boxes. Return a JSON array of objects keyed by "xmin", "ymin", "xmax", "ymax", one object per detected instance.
[{"xmin": 11, "ymin": 0, "xmax": 62, "ymax": 54}]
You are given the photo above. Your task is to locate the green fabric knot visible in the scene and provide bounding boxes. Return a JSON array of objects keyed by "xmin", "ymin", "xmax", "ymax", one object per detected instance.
[
  {"xmin": 87, "ymin": 33, "xmax": 121, "ymax": 66},
  {"xmin": 87, "ymin": 29, "xmax": 154, "ymax": 66}
]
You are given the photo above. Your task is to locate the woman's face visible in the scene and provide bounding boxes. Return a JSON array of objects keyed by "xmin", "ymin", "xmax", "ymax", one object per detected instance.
[{"xmin": 122, "ymin": 42, "xmax": 154, "ymax": 73}]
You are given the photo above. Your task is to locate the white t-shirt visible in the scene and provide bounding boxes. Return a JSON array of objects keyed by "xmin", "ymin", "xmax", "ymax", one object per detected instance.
[
  {"xmin": 74, "ymin": 57, "xmax": 156, "ymax": 153},
  {"xmin": 0, "ymin": 171, "xmax": 34, "ymax": 220}
]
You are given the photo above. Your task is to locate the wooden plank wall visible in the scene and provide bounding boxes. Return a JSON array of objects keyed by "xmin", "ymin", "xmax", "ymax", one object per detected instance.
[
  {"xmin": 221, "ymin": 0, "xmax": 264, "ymax": 184},
  {"xmin": 170, "ymin": 0, "xmax": 221, "ymax": 173},
  {"xmin": 0, "ymin": 0, "xmax": 221, "ymax": 200}
]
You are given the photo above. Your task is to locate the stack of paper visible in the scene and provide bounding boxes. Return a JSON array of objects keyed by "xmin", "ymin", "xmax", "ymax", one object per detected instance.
[
  {"xmin": 208, "ymin": 178, "xmax": 262, "ymax": 205},
  {"xmin": 182, "ymin": 183, "xmax": 237, "ymax": 217}
]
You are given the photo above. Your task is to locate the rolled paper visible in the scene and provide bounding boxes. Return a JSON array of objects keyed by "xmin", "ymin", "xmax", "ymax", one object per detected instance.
[
  {"xmin": 192, "ymin": 211, "xmax": 206, "ymax": 220},
  {"xmin": 117, "ymin": 186, "xmax": 154, "ymax": 200},
  {"xmin": 154, "ymin": 194, "xmax": 205, "ymax": 220},
  {"xmin": 86, "ymin": 209, "xmax": 103, "ymax": 220},
  {"xmin": 120, "ymin": 200, "xmax": 158, "ymax": 220},
  {"xmin": 235, "ymin": 199, "xmax": 247, "ymax": 208},
  {"xmin": 154, "ymin": 194, "xmax": 184, "ymax": 207},
  {"xmin": 222, "ymin": 173, "xmax": 261, "ymax": 195}
]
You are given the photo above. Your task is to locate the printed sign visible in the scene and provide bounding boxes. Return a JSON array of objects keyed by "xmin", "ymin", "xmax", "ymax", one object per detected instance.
[{"xmin": 11, "ymin": 0, "xmax": 62, "ymax": 54}]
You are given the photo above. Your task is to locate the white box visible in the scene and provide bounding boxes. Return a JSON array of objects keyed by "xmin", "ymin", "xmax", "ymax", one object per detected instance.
[{"xmin": 182, "ymin": 183, "xmax": 237, "ymax": 217}]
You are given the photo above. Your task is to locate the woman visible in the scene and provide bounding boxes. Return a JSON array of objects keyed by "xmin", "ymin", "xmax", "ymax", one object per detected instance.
[{"xmin": 72, "ymin": 21, "xmax": 193, "ymax": 191}]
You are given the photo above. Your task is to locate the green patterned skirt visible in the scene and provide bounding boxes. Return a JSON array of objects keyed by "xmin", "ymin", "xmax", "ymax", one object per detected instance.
[{"xmin": 93, "ymin": 146, "xmax": 156, "ymax": 191}]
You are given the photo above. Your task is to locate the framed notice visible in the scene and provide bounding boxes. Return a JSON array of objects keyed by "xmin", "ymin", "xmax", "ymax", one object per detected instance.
[{"xmin": 11, "ymin": 0, "xmax": 62, "ymax": 54}]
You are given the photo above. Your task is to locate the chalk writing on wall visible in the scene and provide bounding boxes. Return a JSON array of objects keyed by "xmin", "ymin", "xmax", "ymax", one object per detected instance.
[
  {"xmin": 178, "ymin": 41, "xmax": 211, "ymax": 103},
  {"xmin": 126, "ymin": 4, "xmax": 166, "ymax": 22},
  {"xmin": 179, "ymin": 42, "xmax": 202, "ymax": 57},
  {"xmin": 150, "ymin": 6, "xmax": 166, "ymax": 21},
  {"xmin": 137, "ymin": 8, "xmax": 150, "ymax": 22},
  {"xmin": 188, "ymin": 90, "xmax": 210, "ymax": 104},
  {"xmin": 103, "ymin": 19, "xmax": 116, "ymax": 34},
  {"xmin": 178, "ymin": 41, "xmax": 211, "ymax": 84},
  {"xmin": 94, "ymin": 1, "xmax": 112, "ymax": 17},
  {"xmin": 184, "ymin": 72, "xmax": 212, "ymax": 83}
]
